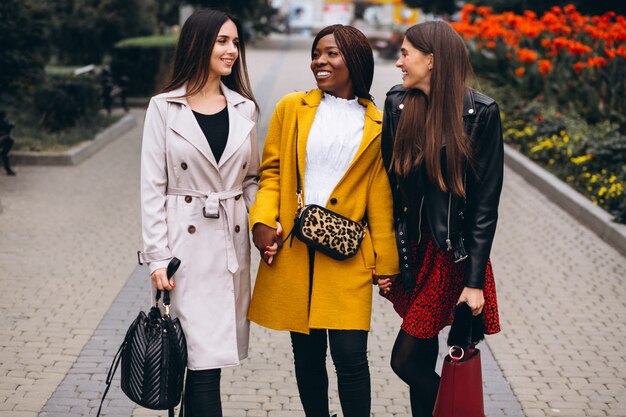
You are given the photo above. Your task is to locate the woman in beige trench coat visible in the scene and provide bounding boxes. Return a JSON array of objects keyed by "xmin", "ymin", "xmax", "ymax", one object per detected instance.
[{"xmin": 139, "ymin": 9, "xmax": 260, "ymax": 416}]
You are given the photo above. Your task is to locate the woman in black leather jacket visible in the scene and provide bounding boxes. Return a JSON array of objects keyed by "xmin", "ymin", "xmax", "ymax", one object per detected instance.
[{"xmin": 375, "ymin": 21, "xmax": 503, "ymax": 417}]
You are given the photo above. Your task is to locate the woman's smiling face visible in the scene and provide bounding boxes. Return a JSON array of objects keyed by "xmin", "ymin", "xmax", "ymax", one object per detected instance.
[
  {"xmin": 209, "ymin": 19, "xmax": 239, "ymax": 77},
  {"xmin": 395, "ymin": 38, "xmax": 433, "ymax": 95},
  {"xmin": 310, "ymin": 34, "xmax": 354, "ymax": 99}
]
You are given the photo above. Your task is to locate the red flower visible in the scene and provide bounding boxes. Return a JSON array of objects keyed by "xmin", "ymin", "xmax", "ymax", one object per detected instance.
[
  {"xmin": 587, "ymin": 56, "xmax": 608, "ymax": 67},
  {"xmin": 517, "ymin": 48, "xmax": 537, "ymax": 63},
  {"xmin": 515, "ymin": 67, "xmax": 526, "ymax": 77},
  {"xmin": 538, "ymin": 59, "xmax": 553, "ymax": 77},
  {"xmin": 573, "ymin": 62, "xmax": 586, "ymax": 73}
]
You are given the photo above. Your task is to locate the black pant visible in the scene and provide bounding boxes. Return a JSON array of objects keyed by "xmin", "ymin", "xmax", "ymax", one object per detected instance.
[
  {"xmin": 290, "ymin": 329, "xmax": 370, "ymax": 417},
  {"xmin": 184, "ymin": 368, "xmax": 222, "ymax": 417},
  {"xmin": 390, "ymin": 330, "xmax": 440, "ymax": 417},
  {"xmin": 1, "ymin": 136, "xmax": 14, "ymax": 175}
]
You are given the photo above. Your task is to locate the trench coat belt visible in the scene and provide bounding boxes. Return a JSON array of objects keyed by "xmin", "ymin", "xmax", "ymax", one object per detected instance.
[{"xmin": 167, "ymin": 186, "xmax": 244, "ymax": 273}]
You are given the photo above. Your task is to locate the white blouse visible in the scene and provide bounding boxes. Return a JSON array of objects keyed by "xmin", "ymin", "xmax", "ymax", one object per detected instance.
[{"xmin": 304, "ymin": 93, "xmax": 366, "ymax": 207}]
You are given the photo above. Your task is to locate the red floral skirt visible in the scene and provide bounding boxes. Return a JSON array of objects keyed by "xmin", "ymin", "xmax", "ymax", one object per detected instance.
[{"xmin": 382, "ymin": 232, "xmax": 501, "ymax": 339}]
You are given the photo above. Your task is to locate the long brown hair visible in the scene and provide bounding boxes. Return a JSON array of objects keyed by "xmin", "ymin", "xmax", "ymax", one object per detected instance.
[
  {"xmin": 391, "ymin": 21, "xmax": 473, "ymax": 197},
  {"xmin": 311, "ymin": 25, "xmax": 375, "ymax": 101},
  {"xmin": 161, "ymin": 9, "xmax": 257, "ymax": 109}
]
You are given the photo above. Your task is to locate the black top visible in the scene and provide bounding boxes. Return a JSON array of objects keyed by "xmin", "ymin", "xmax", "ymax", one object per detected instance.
[{"xmin": 193, "ymin": 106, "xmax": 229, "ymax": 163}]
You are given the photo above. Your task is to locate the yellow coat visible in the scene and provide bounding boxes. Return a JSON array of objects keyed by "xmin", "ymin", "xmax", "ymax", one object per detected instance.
[{"xmin": 248, "ymin": 90, "xmax": 399, "ymax": 334}]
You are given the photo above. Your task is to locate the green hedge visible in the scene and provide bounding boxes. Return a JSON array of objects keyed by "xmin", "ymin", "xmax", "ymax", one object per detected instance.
[
  {"xmin": 111, "ymin": 34, "xmax": 178, "ymax": 97},
  {"xmin": 33, "ymin": 75, "xmax": 101, "ymax": 132}
]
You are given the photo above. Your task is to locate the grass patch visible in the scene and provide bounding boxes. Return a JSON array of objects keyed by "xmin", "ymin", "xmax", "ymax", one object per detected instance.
[{"xmin": 13, "ymin": 113, "xmax": 122, "ymax": 152}]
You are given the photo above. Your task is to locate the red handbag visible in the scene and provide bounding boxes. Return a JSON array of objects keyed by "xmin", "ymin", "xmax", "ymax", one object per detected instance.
[
  {"xmin": 433, "ymin": 346, "xmax": 485, "ymax": 417},
  {"xmin": 433, "ymin": 302, "xmax": 486, "ymax": 417}
]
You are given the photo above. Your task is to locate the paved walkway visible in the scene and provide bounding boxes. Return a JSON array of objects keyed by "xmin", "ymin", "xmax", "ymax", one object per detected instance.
[{"xmin": 0, "ymin": 34, "xmax": 624, "ymax": 417}]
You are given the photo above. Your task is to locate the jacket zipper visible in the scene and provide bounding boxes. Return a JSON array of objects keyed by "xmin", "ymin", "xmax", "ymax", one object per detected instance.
[
  {"xmin": 446, "ymin": 193, "xmax": 452, "ymax": 251},
  {"xmin": 417, "ymin": 196, "xmax": 425, "ymax": 245}
]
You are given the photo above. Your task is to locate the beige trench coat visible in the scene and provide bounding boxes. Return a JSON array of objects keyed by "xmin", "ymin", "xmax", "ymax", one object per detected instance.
[{"xmin": 140, "ymin": 83, "xmax": 259, "ymax": 370}]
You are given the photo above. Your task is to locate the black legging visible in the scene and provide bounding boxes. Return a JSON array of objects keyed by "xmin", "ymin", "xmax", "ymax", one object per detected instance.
[
  {"xmin": 290, "ymin": 329, "xmax": 370, "ymax": 417},
  {"xmin": 390, "ymin": 330, "xmax": 440, "ymax": 417},
  {"xmin": 184, "ymin": 368, "xmax": 222, "ymax": 417}
]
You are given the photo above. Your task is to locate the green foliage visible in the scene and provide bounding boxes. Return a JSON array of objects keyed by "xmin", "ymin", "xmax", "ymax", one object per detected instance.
[
  {"xmin": 154, "ymin": 0, "xmax": 180, "ymax": 29},
  {"xmin": 33, "ymin": 75, "xmax": 101, "ymax": 132},
  {"xmin": 50, "ymin": 0, "xmax": 156, "ymax": 65},
  {"xmin": 111, "ymin": 37, "xmax": 177, "ymax": 96},
  {"xmin": 0, "ymin": 0, "xmax": 49, "ymax": 98},
  {"xmin": 402, "ymin": 0, "xmax": 456, "ymax": 15}
]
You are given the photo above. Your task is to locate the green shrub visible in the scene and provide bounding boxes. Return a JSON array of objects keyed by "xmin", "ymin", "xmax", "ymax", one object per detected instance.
[
  {"xmin": 111, "ymin": 34, "xmax": 177, "ymax": 97},
  {"xmin": 33, "ymin": 75, "xmax": 101, "ymax": 132}
]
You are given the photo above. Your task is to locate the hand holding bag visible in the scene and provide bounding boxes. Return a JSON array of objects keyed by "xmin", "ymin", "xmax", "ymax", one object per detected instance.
[
  {"xmin": 288, "ymin": 124, "xmax": 366, "ymax": 261},
  {"xmin": 433, "ymin": 302, "xmax": 486, "ymax": 417},
  {"xmin": 97, "ymin": 257, "xmax": 187, "ymax": 417}
]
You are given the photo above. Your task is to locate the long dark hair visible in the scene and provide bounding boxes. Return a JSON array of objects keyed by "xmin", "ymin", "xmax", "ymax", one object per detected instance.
[
  {"xmin": 391, "ymin": 21, "xmax": 473, "ymax": 197},
  {"xmin": 311, "ymin": 25, "xmax": 374, "ymax": 101},
  {"xmin": 161, "ymin": 9, "xmax": 257, "ymax": 108}
]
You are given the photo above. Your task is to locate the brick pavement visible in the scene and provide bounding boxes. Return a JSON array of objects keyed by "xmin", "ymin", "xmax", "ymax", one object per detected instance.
[
  {"xmin": 1, "ymin": 34, "xmax": 623, "ymax": 417},
  {"xmin": 489, "ymin": 170, "xmax": 626, "ymax": 417},
  {"xmin": 0, "ymin": 106, "xmax": 143, "ymax": 417}
]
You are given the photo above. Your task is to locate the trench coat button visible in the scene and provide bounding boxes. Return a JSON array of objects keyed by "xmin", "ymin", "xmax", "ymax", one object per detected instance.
[
  {"xmin": 181, "ymin": 162, "xmax": 188, "ymax": 170},
  {"xmin": 330, "ymin": 198, "xmax": 337, "ymax": 205},
  {"xmin": 235, "ymin": 195, "xmax": 241, "ymax": 200},
  {"xmin": 234, "ymin": 225, "xmax": 241, "ymax": 233},
  {"xmin": 242, "ymin": 162, "xmax": 247, "ymax": 170},
  {"xmin": 184, "ymin": 196, "xmax": 192, "ymax": 203},
  {"xmin": 188, "ymin": 225, "xmax": 196, "ymax": 234},
  {"xmin": 403, "ymin": 206, "xmax": 408, "ymax": 212}
]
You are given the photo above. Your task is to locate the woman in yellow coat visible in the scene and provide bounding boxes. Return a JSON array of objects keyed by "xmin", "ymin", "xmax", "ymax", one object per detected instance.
[{"xmin": 248, "ymin": 25, "xmax": 399, "ymax": 417}]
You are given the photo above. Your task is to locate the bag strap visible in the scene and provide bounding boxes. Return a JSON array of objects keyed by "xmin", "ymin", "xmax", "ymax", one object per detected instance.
[
  {"xmin": 294, "ymin": 122, "xmax": 304, "ymax": 210},
  {"xmin": 95, "ymin": 340, "xmax": 125, "ymax": 417},
  {"xmin": 293, "ymin": 123, "xmax": 366, "ymax": 228},
  {"xmin": 155, "ymin": 257, "xmax": 181, "ymax": 314}
]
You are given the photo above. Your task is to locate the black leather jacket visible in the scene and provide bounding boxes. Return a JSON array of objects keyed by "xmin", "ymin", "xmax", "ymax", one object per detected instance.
[{"xmin": 381, "ymin": 85, "xmax": 504, "ymax": 289}]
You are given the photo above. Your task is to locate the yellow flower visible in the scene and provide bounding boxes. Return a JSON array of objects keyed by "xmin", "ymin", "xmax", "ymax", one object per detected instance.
[{"xmin": 571, "ymin": 154, "xmax": 593, "ymax": 164}]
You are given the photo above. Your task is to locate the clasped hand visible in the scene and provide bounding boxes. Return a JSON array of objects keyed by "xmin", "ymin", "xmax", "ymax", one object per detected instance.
[{"xmin": 252, "ymin": 222, "xmax": 283, "ymax": 265}]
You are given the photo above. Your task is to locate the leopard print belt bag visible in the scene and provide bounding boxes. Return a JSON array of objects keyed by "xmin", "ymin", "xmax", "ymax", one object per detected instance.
[{"xmin": 292, "ymin": 204, "xmax": 366, "ymax": 261}]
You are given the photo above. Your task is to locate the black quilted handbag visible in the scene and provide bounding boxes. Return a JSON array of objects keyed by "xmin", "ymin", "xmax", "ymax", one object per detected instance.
[{"xmin": 97, "ymin": 258, "xmax": 187, "ymax": 417}]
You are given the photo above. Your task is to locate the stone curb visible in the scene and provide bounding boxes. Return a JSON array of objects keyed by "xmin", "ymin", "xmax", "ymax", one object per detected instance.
[
  {"xmin": 12, "ymin": 114, "xmax": 137, "ymax": 166},
  {"xmin": 504, "ymin": 143, "xmax": 626, "ymax": 257}
]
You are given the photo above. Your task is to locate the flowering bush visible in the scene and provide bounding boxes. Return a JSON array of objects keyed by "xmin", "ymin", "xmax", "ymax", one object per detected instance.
[
  {"xmin": 500, "ymin": 103, "xmax": 625, "ymax": 222},
  {"xmin": 452, "ymin": 4, "xmax": 626, "ymax": 127},
  {"xmin": 452, "ymin": 6, "xmax": 626, "ymax": 223}
]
